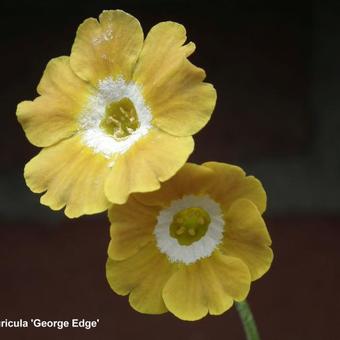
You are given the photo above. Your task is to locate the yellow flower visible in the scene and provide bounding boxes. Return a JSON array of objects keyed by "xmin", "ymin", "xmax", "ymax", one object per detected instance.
[
  {"xmin": 106, "ymin": 162, "xmax": 273, "ymax": 321},
  {"xmin": 17, "ymin": 10, "xmax": 216, "ymax": 218}
]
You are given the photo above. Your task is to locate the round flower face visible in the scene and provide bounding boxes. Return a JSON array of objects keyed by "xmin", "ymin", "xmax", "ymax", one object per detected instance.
[
  {"xmin": 106, "ymin": 162, "xmax": 273, "ymax": 321},
  {"xmin": 17, "ymin": 10, "xmax": 216, "ymax": 218}
]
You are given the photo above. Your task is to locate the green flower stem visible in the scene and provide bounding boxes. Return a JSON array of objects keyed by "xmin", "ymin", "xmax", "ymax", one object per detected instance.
[{"xmin": 235, "ymin": 300, "xmax": 261, "ymax": 340}]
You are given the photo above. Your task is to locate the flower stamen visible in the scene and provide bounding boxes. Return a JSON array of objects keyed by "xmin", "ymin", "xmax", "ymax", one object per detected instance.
[
  {"xmin": 175, "ymin": 226, "xmax": 186, "ymax": 235},
  {"xmin": 100, "ymin": 97, "xmax": 140, "ymax": 140},
  {"xmin": 188, "ymin": 228, "xmax": 196, "ymax": 236},
  {"xmin": 169, "ymin": 207, "xmax": 211, "ymax": 246}
]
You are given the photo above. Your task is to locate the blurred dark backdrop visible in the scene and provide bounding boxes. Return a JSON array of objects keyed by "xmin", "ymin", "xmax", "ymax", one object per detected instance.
[{"xmin": 0, "ymin": 0, "xmax": 339, "ymax": 339}]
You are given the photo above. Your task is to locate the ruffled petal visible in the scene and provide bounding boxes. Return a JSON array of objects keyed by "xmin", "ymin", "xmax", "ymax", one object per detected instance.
[
  {"xmin": 106, "ymin": 242, "xmax": 173, "ymax": 314},
  {"xmin": 70, "ymin": 10, "xmax": 144, "ymax": 86},
  {"xmin": 133, "ymin": 22, "xmax": 216, "ymax": 136},
  {"xmin": 162, "ymin": 252, "xmax": 251, "ymax": 321},
  {"xmin": 24, "ymin": 135, "xmax": 111, "ymax": 218},
  {"xmin": 108, "ymin": 197, "xmax": 160, "ymax": 260},
  {"xmin": 17, "ymin": 56, "xmax": 91, "ymax": 147},
  {"xmin": 203, "ymin": 162, "xmax": 267, "ymax": 214},
  {"xmin": 221, "ymin": 199, "xmax": 273, "ymax": 280},
  {"xmin": 133, "ymin": 162, "xmax": 215, "ymax": 208},
  {"xmin": 105, "ymin": 129, "xmax": 194, "ymax": 204}
]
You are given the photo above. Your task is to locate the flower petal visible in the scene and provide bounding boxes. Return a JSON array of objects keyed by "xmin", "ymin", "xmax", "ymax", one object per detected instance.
[
  {"xmin": 133, "ymin": 162, "xmax": 215, "ymax": 208},
  {"xmin": 162, "ymin": 252, "xmax": 251, "ymax": 321},
  {"xmin": 133, "ymin": 22, "xmax": 216, "ymax": 137},
  {"xmin": 105, "ymin": 129, "xmax": 194, "ymax": 204},
  {"xmin": 221, "ymin": 199, "xmax": 273, "ymax": 280},
  {"xmin": 106, "ymin": 243, "xmax": 173, "ymax": 314},
  {"xmin": 203, "ymin": 162, "xmax": 267, "ymax": 214},
  {"xmin": 17, "ymin": 56, "xmax": 91, "ymax": 147},
  {"xmin": 24, "ymin": 135, "xmax": 111, "ymax": 218},
  {"xmin": 108, "ymin": 197, "xmax": 160, "ymax": 260},
  {"xmin": 70, "ymin": 10, "xmax": 144, "ymax": 86}
]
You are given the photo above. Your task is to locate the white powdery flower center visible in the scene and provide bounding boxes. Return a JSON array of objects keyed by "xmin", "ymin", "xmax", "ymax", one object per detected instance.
[
  {"xmin": 79, "ymin": 76, "xmax": 152, "ymax": 160},
  {"xmin": 154, "ymin": 195, "xmax": 225, "ymax": 265}
]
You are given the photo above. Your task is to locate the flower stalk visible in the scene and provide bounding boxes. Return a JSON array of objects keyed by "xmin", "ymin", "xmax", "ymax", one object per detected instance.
[{"xmin": 235, "ymin": 300, "xmax": 261, "ymax": 340}]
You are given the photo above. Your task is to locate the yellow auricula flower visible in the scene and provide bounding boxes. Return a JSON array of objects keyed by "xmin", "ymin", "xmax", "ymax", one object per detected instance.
[
  {"xmin": 106, "ymin": 162, "xmax": 273, "ymax": 321},
  {"xmin": 17, "ymin": 10, "xmax": 216, "ymax": 218}
]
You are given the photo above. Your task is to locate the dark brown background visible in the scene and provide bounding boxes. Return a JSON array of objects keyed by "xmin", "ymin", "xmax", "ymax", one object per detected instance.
[{"xmin": 1, "ymin": 0, "xmax": 339, "ymax": 339}]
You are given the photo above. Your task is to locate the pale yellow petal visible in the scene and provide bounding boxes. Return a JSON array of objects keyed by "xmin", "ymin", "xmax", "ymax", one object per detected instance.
[
  {"xmin": 108, "ymin": 197, "xmax": 160, "ymax": 260},
  {"xmin": 203, "ymin": 162, "xmax": 267, "ymax": 214},
  {"xmin": 70, "ymin": 10, "xmax": 143, "ymax": 85},
  {"xmin": 105, "ymin": 129, "xmax": 194, "ymax": 204},
  {"xmin": 17, "ymin": 56, "xmax": 91, "ymax": 147},
  {"xmin": 106, "ymin": 243, "xmax": 173, "ymax": 314},
  {"xmin": 133, "ymin": 22, "xmax": 216, "ymax": 137},
  {"xmin": 221, "ymin": 199, "xmax": 273, "ymax": 280},
  {"xmin": 133, "ymin": 162, "xmax": 214, "ymax": 208},
  {"xmin": 24, "ymin": 135, "xmax": 111, "ymax": 218},
  {"xmin": 162, "ymin": 252, "xmax": 251, "ymax": 321}
]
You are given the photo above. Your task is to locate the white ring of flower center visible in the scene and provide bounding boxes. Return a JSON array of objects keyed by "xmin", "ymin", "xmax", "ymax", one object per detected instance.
[
  {"xmin": 79, "ymin": 76, "xmax": 152, "ymax": 159},
  {"xmin": 154, "ymin": 195, "xmax": 225, "ymax": 265}
]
